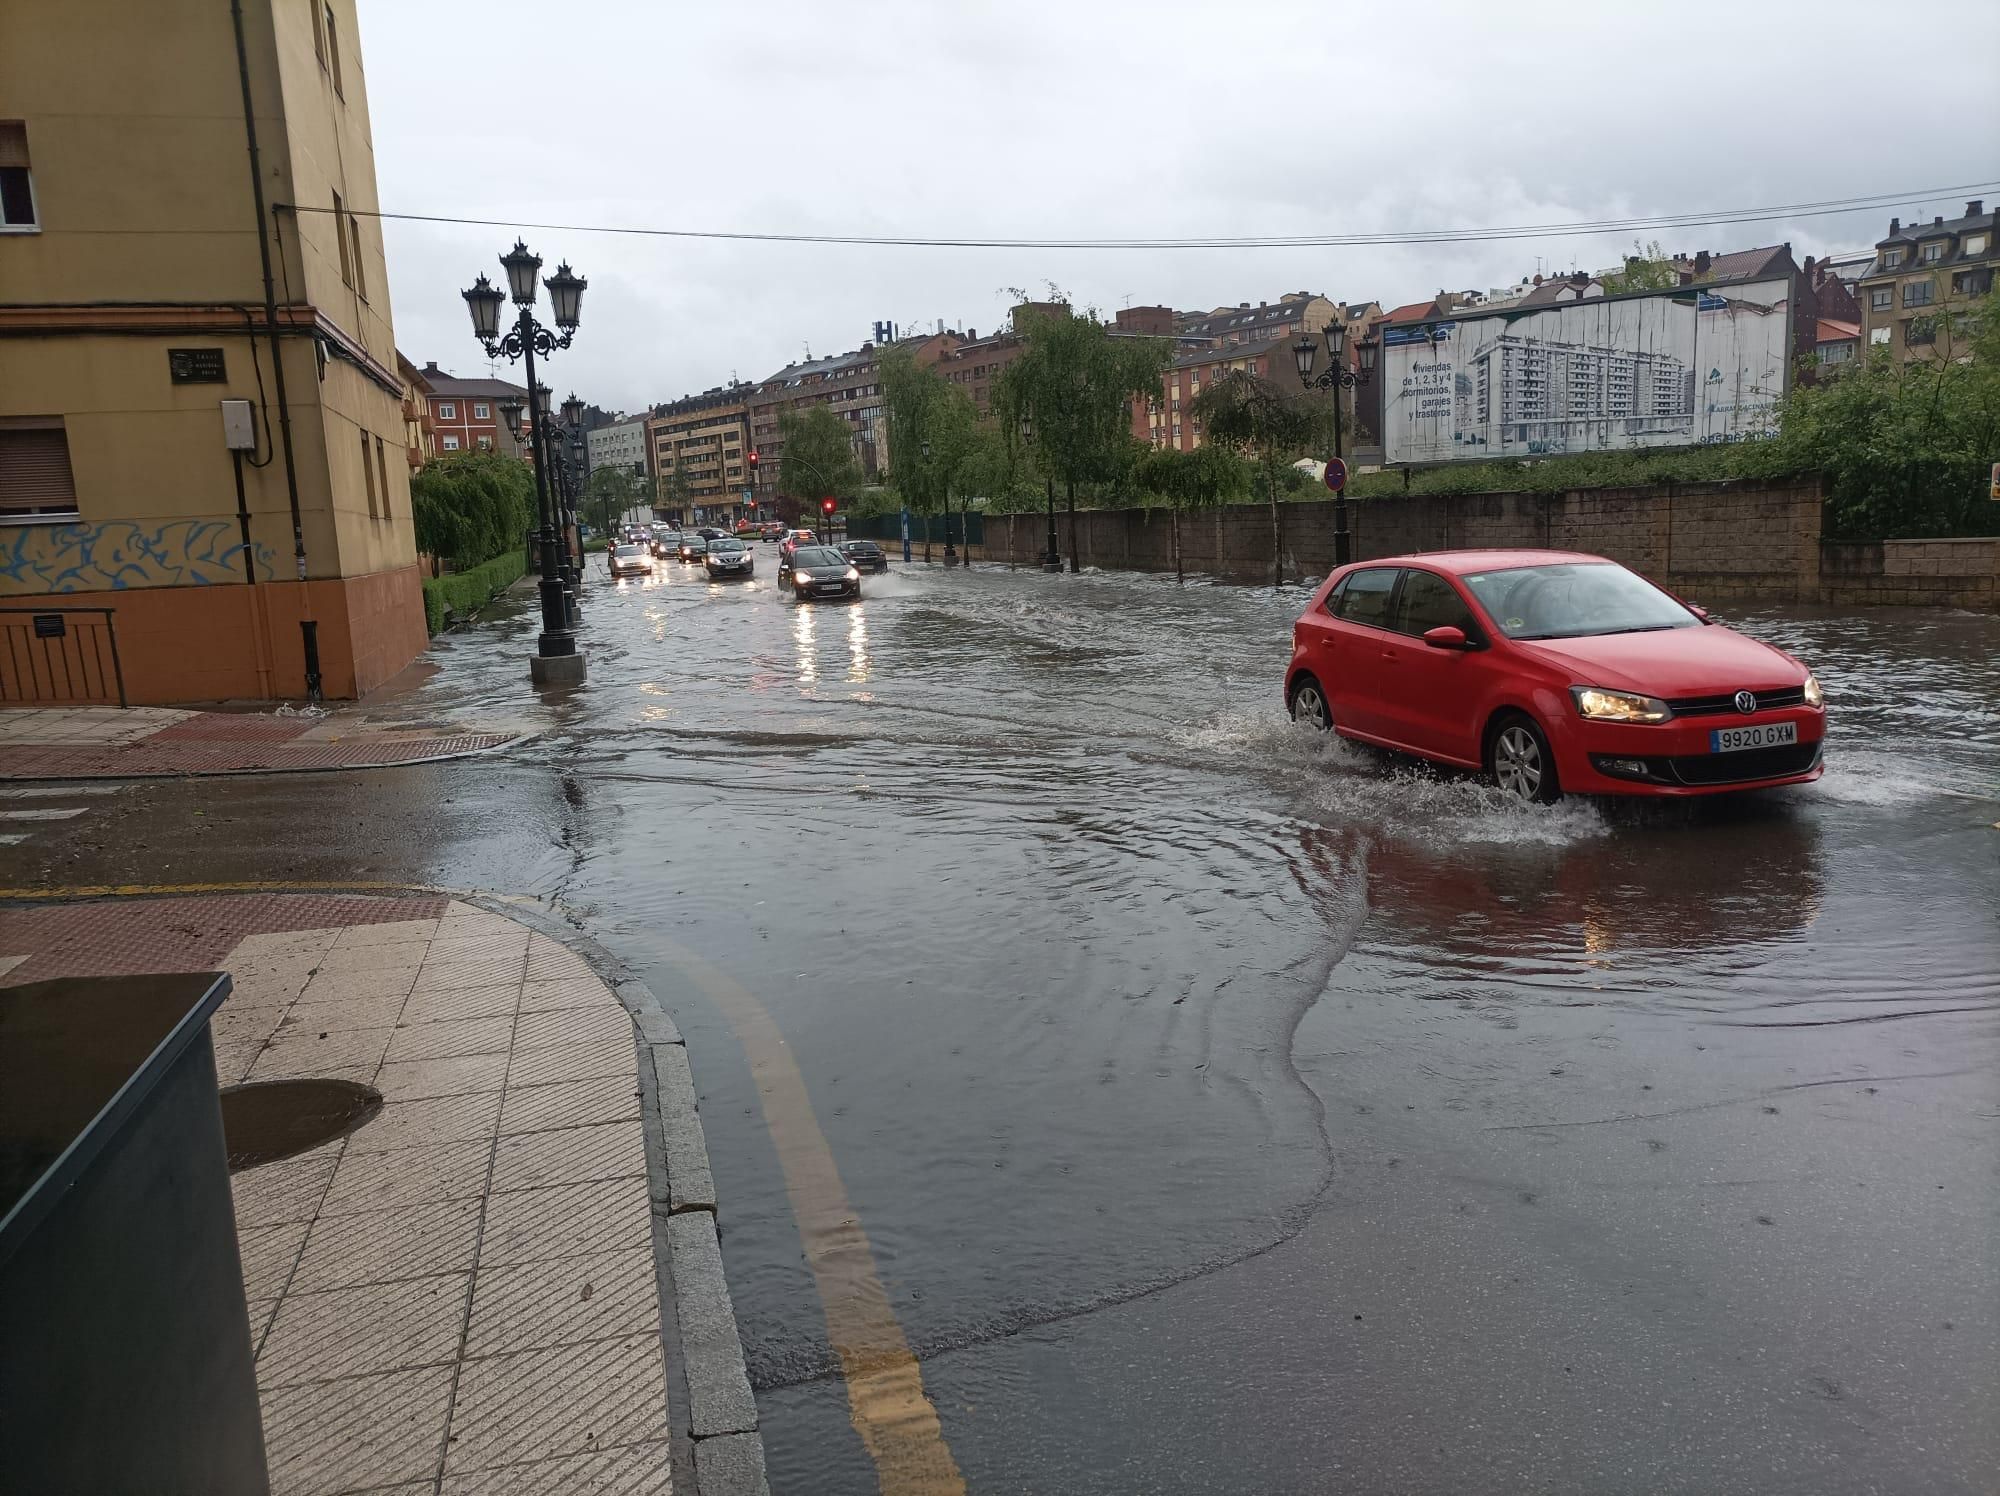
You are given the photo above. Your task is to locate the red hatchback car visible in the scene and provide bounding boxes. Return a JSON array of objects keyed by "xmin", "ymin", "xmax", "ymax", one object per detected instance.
[{"xmin": 1285, "ymin": 550, "xmax": 1826, "ymax": 801}]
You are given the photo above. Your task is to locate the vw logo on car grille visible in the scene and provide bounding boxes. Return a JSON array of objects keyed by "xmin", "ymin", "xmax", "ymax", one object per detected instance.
[{"xmin": 1734, "ymin": 690, "xmax": 1758, "ymax": 714}]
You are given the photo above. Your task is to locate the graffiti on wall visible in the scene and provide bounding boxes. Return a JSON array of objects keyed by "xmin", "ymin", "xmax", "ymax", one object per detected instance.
[{"xmin": 0, "ymin": 520, "xmax": 276, "ymax": 593}]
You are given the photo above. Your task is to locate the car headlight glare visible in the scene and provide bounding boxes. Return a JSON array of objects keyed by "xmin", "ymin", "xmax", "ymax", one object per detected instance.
[
  {"xmin": 1571, "ymin": 686, "xmax": 1672, "ymax": 724},
  {"xmin": 844, "ymin": 568, "xmax": 860, "ymax": 581},
  {"xmin": 1802, "ymin": 673, "xmax": 1824, "ymax": 709}
]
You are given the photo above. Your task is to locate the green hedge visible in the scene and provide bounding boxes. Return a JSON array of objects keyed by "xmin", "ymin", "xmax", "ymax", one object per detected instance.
[{"xmin": 422, "ymin": 550, "xmax": 527, "ymax": 636}]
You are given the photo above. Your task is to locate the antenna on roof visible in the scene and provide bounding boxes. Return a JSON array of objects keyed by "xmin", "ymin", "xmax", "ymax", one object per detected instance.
[{"xmin": 803, "ymin": 341, "xmax": 812, "ymax": 361}]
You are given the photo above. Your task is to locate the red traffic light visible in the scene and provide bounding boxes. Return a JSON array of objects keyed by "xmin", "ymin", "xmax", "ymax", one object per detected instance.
[
  {"xmin": 747, "ymin": 450, "xmax": 760, "ymax": 469},
  {"xmin": 820, "ymin": 497, "xmax": 836, "ymax": 514},
  {"xmin": 747, "ymin": 498, "xmax": 757, "ymax": 511}
]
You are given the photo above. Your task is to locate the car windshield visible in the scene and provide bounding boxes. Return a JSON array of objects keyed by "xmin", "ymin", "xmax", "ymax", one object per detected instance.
[
  {"xmin": 792, "ymin": 547, "xmax": 844, "ymax": 568},
  {"xmin": 710, "ymin": 540, "xmax": 744, "ymax": 554},
  {"xmin": 613, "ymin": 545, "xmax": 644, "ymax": 558},
  {"xmin": 1459, "ymin": 562, "xmax": 1697, "ymax": 640},
  {"xmin": 843, "ymin": 542, "xmax": 879, "ymax": 554}
]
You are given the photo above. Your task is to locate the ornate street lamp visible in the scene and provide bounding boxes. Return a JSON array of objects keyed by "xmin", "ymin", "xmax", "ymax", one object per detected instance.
[
  {"xmin": 463, "ymin": 240, "xmax": 587, "ymax": 684},
  {"xmin": 561, "ymin": 392, "xmax": 586, "ymax": 429},
  {"xmin": 1295, "ymin": 319, "xmax": 1375, "ymax": 566},
  {"xmin": 1019, "ymin": 414, "xmax": 1060, "ymax": 572},
  {"xmin": 498, "ymin": 396, "xmax": 525, "ymax": 443}
]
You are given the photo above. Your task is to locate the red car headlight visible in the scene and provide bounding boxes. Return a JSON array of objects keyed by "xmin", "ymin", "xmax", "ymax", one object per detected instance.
[{"xmin": 1571, "ymin": 686, "xmax": 1672, "ymax": 724}]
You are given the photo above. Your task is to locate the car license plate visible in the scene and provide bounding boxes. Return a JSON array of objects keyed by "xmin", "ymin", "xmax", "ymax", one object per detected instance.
[{"xmin": 1710, "ymin": 720, "xmax": 1798, "ymax": 753}]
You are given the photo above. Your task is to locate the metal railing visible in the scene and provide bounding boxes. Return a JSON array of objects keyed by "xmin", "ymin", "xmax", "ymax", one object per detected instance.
[{"xmin": 0, "ymin": 607, "xmax": 127, "ymax": 707}]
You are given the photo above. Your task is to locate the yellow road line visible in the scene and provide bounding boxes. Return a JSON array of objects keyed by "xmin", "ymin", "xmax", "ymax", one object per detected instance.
[{"xmin": 661, "ymin": 941, "xmax": 965, "ymax": 1495}]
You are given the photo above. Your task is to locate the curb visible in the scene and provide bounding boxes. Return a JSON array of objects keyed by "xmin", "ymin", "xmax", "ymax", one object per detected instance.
[
  {"xmin": 462, "ymin": 897, "xmax": 769, "ymax": 1496},
  {"xmin": 0, "ymin": 734, "xmax": 524, "ymax": 784}
]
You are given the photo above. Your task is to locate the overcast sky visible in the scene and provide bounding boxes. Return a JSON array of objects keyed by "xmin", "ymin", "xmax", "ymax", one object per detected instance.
[{"xmin": 356, "ymin": 0, "xmax": 2000, "ymax": 415}]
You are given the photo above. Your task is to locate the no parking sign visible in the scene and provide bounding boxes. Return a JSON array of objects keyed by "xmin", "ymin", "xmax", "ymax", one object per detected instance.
[{"xmin": 1323, "ymin": 457, "xmax": 1349, "ymax": 493}]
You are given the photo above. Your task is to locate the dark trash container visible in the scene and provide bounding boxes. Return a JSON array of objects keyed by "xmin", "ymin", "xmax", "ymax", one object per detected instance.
[{"xmin": 0, "ymin": 972, "xmax": 269, "ymax": 1494}]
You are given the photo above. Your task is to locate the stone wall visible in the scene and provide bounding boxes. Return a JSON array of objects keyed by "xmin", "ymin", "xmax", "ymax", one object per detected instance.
[{"xmin": 974, "ymin": 479, "xmax": 1999, "ymax": 610}]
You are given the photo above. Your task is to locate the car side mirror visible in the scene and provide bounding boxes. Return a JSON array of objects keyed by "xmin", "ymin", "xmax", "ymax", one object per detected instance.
[
  {"xmin": 1423, "ymin": 625, "xmax": 1471, "ymax": 650},
  {"xmin": 1688, "ymin": 605, "xmax": 1712, "ymax": 624}
]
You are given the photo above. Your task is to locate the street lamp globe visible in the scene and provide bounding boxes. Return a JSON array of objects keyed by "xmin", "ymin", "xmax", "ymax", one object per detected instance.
[
  {"xmin": 1323, "ymin": 320, "xmax": 1346, "ymax": 365},
  {"xmin": 463, "ymin": 274, "xmax": 506, "ymax": 342},
  {"xmin": 499, "ymin": 239, "xmax": 543, "ymax": 306},
  {"xmin": 1358, "ymin": 339, "xmax": 1379, "ymax": 375},
  {"xmin": 1018, "ymin": 414, "xmax": 1033, "ymax": 444},
  {"xmin": 561, "ymin": 392, "xmax": 586, "ymax": 429},
  {"xmin": 498, "ymin": 397, "xmax": 525, "ymax": 441},
  {"xmin": 544, "ymin": 262, "xmax": 587, "ymax": 331},
  {"xmin": 1291, "ymin": 334, "xmax": 1318, "ymax": 380}
]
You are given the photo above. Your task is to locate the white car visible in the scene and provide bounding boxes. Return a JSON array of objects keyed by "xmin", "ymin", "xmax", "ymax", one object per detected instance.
[{"xmin": 609, "ymin": 543, "xmax": 653, "ymax": 578}]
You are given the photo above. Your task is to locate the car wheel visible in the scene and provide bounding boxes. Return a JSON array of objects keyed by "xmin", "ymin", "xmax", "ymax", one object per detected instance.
[
  {"xmin": 1288, "ymin": 675, "xmax": 1332, "ymax": 731},
  {"xmin": 1488, "ymin": 712, "xmax": 1561, "ymax": 804}
]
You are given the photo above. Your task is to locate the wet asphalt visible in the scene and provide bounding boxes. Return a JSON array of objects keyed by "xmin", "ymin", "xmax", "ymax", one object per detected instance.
[{"xmin": 10, "ymin": 553, "xmax": 1997, "ymax": 1494}]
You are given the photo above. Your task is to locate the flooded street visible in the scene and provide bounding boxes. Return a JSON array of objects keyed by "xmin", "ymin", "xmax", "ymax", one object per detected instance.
[{"xmin": 34, "ymin": 555, "xmax": 1999, "ymax": 1492}]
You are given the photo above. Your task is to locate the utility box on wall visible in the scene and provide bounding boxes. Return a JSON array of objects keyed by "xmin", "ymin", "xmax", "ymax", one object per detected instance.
[{"xmin": 220, "ymin": 400, "xmax": 257, "ymax": 452}]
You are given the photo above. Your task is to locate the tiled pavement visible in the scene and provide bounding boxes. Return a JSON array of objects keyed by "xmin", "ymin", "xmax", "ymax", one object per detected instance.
[
  {"xmin": 0, "ymin": 894, "xmax": 673, "ymax": 1495},
  {"xmin": 0, "ymin": 705, "xmax": 518, "ymax": 779}
]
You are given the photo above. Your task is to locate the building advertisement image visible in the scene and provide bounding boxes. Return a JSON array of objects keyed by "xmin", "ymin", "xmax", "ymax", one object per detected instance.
[{"xmin": 1381, "ymin": 278, "xmax": 1794, "ymax": 465}]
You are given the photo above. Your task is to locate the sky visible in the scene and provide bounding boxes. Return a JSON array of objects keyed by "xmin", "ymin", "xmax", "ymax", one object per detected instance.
[{"xmin": 356, "ymin": 0, "xmax": 2000, "ymax": 416}]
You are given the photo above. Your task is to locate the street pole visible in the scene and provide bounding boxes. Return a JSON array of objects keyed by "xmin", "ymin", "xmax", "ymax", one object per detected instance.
[
  {"xmin": 1331, "ymin": 367, "xmax": 1348, "ymax": 567},
  {"xmin": 1044, "ymin": 476, "xmax": 1060, "ymax": 572},
  {"xmin": 517, "ymin": 318, "xmax": 573, "ymax": 657},
  {"xmin": 1294, "ymin": 322, "xmax": 1375, "ymax": 570}
]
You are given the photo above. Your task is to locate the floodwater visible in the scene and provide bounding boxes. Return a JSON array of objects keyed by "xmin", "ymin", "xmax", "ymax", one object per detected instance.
[{"xmin": 41, "ymin": 553, "xmax": 2000, "ymax": 1492}]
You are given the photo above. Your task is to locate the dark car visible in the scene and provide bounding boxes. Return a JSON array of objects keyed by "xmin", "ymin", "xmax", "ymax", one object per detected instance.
[
  {"xmin": 677, "ymin": 535, "xmax": 708, "ymax": 563},
  {"xmin": 651, "ymin": 529, "xmax": 681, "ymax": 559},
  {"xmin": 783, "ymin": 545, "xmax": 861, "ymax": 601},
  {"xmin": 696, "ymin": 526, "xmax": 727, "ymax": 541},
  {"xmin": 1284, "ymin": 549, "xmax": 1825, "ymax": 803},
  {"xmin": 703, "ymin": 537, "xmax": 754, "ymax": 579},
  {"xmin": 838, "ymin": 539, "xmax": 889, "ymax": 573}
]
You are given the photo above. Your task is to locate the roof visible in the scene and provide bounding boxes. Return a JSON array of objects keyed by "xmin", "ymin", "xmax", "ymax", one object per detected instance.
[
  {"xmin": 1352, "ymin": 549, "xmax": 1616, "ymax": 575},
  {"xmin": 1177, "ymin": 294, "xmax": 1324, "ymax": 339},
  {"xmin": 1381, "ymin": 299, "xmax": 1440, "ymax": 323},
  {"xmin": 1168, "ymin": 335, "xmax": 1291, "ymax": 370},
  {"xmin": 1815, "ymin": 319, "xmax": 1861, "ymax": 344},
  {"xmin": 417, "ymin": 364, "xmax": 530, "ymax": 400},
  {"xmin": 1703, "ymin": 244, "xmax": 1793, "ymax": 281}
]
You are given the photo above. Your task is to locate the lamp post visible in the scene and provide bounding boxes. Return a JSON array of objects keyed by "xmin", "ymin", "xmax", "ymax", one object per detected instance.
[
  {"xmin": 463, "ymin": 241, "xmax": 588, "ymax": 685},
  {"xmin": 1292, "ymin": 321, "xmax": 1377, "ymax": 567},
  {"xmin": 1020, "ymin": 414, "xmax": 1060, "ymax": 572}
]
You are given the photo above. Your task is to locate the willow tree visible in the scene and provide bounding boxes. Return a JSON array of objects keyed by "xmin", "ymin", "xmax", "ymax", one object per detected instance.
[
  {"xmin": 997, "ymin": 297, "xmax": 1169, "ymax": 573},
  {"xmin": 1132, "ymin": 442, "xmax": 1249, "ymax": 583},
  {"xmin": 881, "ymin": 346, "xmax": 978, "ymax": 562},
  {"xmin": 1190, "ymin": 370, "xmax": 1323, "ymax": 586}
]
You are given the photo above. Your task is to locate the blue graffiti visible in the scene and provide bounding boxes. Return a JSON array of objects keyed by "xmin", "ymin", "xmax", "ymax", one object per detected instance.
[{"xmin": 0, "ymin": 520, "xmax": 276, "ymax": 592}]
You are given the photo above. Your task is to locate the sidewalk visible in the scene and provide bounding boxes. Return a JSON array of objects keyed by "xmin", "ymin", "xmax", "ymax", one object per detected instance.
[
  {"xmin": 0, "ymin": 707, "xmax": 518, "ymax": 779},
  {"xmin": 0, "ymin": 890, "xmax": 764, "ymax": 1496}
]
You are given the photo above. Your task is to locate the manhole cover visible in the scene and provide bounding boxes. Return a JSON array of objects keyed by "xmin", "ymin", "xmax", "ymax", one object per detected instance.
[{"xmin": 220, "ymin": 1078, "xmax": 382, "ymax": 1171}]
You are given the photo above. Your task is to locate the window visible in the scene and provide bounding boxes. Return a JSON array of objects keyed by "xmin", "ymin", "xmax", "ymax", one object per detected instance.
[
  {"xmin": 1921, "ymin": 242, "xmax": 1944, "ymax": 264},
  {"xmin": 437, "ymin": 402, "xmax": 456, "ymax": 420},
  {"xmin": 1964, "ymin": 233, "xmax": 1988, "ymax": 256},
  {"xmin": 472, "ymin": 402, "xmax": 490, "ymax": 420},
  {"xmin": 441, "ymin": 435, "xmax": 460, "ymax": 451},
  {"xmin": 1882, "ymin": 248, "xmax": 1904, "ymax": 268},
  {"xmin": 0, "ymin": 418, "xmax": 80, "ymax": 520},
  {"xmin": 1818, "ymin": 341, "xmax": 1854, "ymax": 366},
  {"xmin": 360, "ymin": 431, "xmax": 377, "ymax": 517},
  {"xmin": 332, "ymin": 191, "xmax": 351, "ymax": 286},
  {"xmin": 0, "ymin": 121, "xmax": 36, "ymax": 231},
  {"xmin": 1389, "ymin": 571, "xmax": 1476, "ymax": 637},
  {"xmin": 1869, "ymin": 327, "xmax": 1891, "ymax": 346},
  {"xmin": 1905, "ymin": 316, "xmax": 1937, "ymax": 346},
  {"xmin": 1953, "ymin": 268, "xmax": 1993, "ymax": 296},
  {"xmin": 476, "ymin": 436, "xmax": 493, "ymax": 450},
  {"xmin": 1903, "ymin": 279, "xmax": 1934, "ymax": 308},
  {"xmin": 349, "ymin": 211, "xmax": 366, "ymax": 299},
  {"xmin": 1870, "ymin": 287, "xmax": 1892, "ymax": 310},
  {"xmin": 324, "ymin": 3, "xmax": 343, "ymax": 97},
  {"xmin": 310, "ymin": 0, "xmax": 325, "ymax": 63},
  {"xmin": 1330, "ymin": 567, "xmax": 1398, "ymax": 627}
]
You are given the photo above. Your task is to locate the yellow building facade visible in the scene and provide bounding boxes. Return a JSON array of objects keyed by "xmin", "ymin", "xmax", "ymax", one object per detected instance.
[{"xmin": 0, "ymin": 0, "xmax": 425, "ymax": 704}]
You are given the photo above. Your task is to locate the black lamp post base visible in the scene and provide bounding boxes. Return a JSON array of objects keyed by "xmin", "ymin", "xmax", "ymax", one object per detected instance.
[
  {"xmin": 1040, "ymin": 554, "xmax": 1063, "ymax": 572},
  {"xmin": 530, "ymin": 650, "xmax": 587, "ymax": 687}
]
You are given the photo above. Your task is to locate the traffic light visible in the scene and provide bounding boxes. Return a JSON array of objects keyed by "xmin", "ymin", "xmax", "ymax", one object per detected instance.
[
  {"xmin": 821, "ymin": 497, "xmax": 836, "ymax": 515},
  {"xmin": 747, "ymin": 451, "xmax": 759, "ymax": 471},
  {"xmin": 747, "ymin": 498, "xmax": 757, "ymax": 512}
]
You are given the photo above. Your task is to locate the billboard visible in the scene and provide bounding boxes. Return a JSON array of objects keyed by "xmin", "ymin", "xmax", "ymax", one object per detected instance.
[{"xmin": 1381, "ymin": 278, "xmax": 1793, "ymax": 465}]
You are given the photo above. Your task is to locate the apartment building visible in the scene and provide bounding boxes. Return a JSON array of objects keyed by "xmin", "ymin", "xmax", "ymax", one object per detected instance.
[
  {"xmin": 646, "ymin": 387, "xmax": 752, "ymax": 518},
  {"xmin": 1131, "ymin": 338, "xmax": 1293, "ymax": 452},
  {"xmin": 1177, "ymin": 291, "xmax": 1342, "ymax": 348},
  {"xmin": 418, "ymin": 363, "xmax": 529, "ymax": 457},
  {"xmin": 585, "ymin": 414, "xmax": 650, "ymax": 479},
  {"xmin": 396, "ymin": 352, "xmax": 436, "ymax": 470},
  {"xmin": 1, "ymin": 0, "xmax": 424, "ymax": 704},
  {"xmin": 747, "ymin": 331, "xmax": 958, "ymax": 502},
  {"xmin": 1859, "ymin": 200, "xmax": 1995, "ymax": 363}
]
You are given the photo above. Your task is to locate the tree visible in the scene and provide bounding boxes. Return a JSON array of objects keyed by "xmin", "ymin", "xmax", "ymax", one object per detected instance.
[
  {"xmin": 1132, "ymin": 442, "xmax": 1248, "ymax": 583},
  {"xmin": 410, "ymin": 449, "xmax": 535, "ymax": 574},
  {"xmin": 659, "ymin": 461, "xmax": 696, "ymax": 521},
  {"xmin": 1603, "ymin": 239, "xmax": 1680, "ymax": 294},
  {"xmin": 583, "ymin": 463, "xmax": 644, "ymax": 540},
  {"xmin": 996, "ymin": 294, "xmax": 1170, "ymax": 572},
  {"xmin": 1750, "ymin": 290, "xmax": 1998, "ymax": 539},
  {"xmin": 777, "ymin": 406, "xmax": 863, "ymax": 532},
  {"xmin": 1189, "ymin": 370, "xmax": 1324, "ymax": 585}
]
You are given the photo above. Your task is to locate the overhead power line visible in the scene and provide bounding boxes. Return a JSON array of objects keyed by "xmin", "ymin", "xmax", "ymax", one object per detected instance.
[{"xmin": 279, "ymin": 181, "xmax": 2000, "ymax": 251}]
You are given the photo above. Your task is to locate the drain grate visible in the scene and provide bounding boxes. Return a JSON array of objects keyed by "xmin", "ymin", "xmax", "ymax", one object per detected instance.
[{"xmin": 219, "ymin": 1078, "xmax": 382, "ymax": 1171}]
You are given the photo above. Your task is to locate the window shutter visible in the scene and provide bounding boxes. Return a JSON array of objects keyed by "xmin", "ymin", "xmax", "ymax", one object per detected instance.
[{"xmin": 0, "ymin": 423, "xmax": 79, "ymax": 514}]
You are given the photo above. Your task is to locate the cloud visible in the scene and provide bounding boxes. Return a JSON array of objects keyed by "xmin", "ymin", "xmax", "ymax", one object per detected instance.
[{"xmin": 357, "ymin": 0, "xmax": 2000, "ymax": 412}]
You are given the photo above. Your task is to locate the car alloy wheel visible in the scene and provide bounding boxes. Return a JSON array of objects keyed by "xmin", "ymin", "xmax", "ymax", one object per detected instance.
[
  {"xmin": 1289, "ymin": 680, "xmax": 1330, "ymax": 731},
  {"xmin": 1493, "ymin": 722, "xmax": 1551, "ymax": 803}
]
